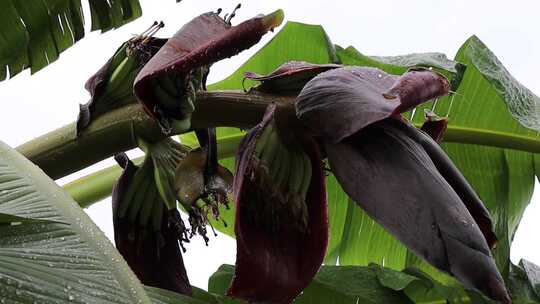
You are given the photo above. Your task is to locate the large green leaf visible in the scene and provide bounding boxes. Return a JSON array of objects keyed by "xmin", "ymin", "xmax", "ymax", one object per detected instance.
[
  {"xmin": 0, "ymin": 140, "xmax": 152, "ymax": 302},
  {"xmin": 208, "ymin": 264, "xmax": 479, "ymax": 304},
  {"xmin": 208, "ymin": 21, "xmax": 339, "ymax": 91},
  {"xmin": 409, "ymin": 36, "xmax": 538, "ymax": 279},
  {"xmin": 0, "ymin": 0, "xmax": 142, "ymax": 80}
]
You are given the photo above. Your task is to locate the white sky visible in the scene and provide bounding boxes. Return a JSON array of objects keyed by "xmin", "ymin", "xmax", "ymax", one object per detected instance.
[{"xmin": 1, "ymin": 0, "xmax": 539, "ymax": 290}]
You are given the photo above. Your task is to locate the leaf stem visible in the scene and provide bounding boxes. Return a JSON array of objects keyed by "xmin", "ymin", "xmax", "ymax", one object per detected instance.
[
  {"xmin": 17, "ymin": 90, "xmax": 540, "ymax": 182},
  {"xmin": 441, "ymin": 125, "xmax": 540, "ymax": 153},
  {"xmin": 17, "ymin": 91, "xmax": 287, "ymax": 180}
]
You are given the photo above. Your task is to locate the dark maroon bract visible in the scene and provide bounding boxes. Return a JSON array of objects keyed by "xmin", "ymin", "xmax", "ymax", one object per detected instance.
[
  {"xmin": 228, "ymin": 104, "xmax": 328, "ymax": 304},
  {"xmin": 296, "ymin": 67, "xmax": 509, "ymax": 303},
  {"xmin": 134, "ymin": 9, "xmax": 284, "ymax": 131}
]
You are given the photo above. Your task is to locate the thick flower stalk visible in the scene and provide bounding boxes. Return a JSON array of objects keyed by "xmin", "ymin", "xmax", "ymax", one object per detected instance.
[
  {"xmin": 228, "ymin": 104, "xmax": 328, "ymax": 303},
  {"xmin": 296, "ymin": 66, "xmax": 510, "ymax": 303}
]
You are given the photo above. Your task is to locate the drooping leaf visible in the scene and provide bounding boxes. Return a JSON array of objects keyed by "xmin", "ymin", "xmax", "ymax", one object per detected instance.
[
  {"xmin": 0, "ymin": 0, "xmax": 141, "ymax": 79},
  {"xmin": 325, "ymin": 119, "xmax": 509, "ymax": 302},
  {"xmin": 409, "ymin": 35, "xmax": 539, "ymax": 279},
  {"xmin": 89, "ymin": 0, "xmax": 142, "ymax": 33},
  {"xmin": 520, "ymin": 259, "xmax": 540, "ymax": 299},
  {"xmin": 134, "ymin": 9, "xmax": 284, "ymax": 132},
  {"xmin": 0, "ymin": 140, "xmax": 152, "ymax": 302},
  {"xmin": 228, "ymin": 104, "xmax": 328, "ymax": 303}
]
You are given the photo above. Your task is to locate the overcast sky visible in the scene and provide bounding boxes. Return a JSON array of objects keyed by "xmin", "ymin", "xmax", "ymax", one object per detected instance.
[{"xmin": 1, "ymin": 0, "xmax": 539, "ymax": 290}]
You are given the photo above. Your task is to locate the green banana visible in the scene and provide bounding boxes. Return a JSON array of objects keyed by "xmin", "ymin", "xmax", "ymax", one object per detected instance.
[
  {"xmin": 105, "ymin": 54, "xmax": 139, "ymax": 96},
  {"xmin": 128, "ymin": 175, "xmax": 152, "ymax": 223},
  {"xmin": 254, "ymin": 125, "xmax": 272, "ymax": 158},
  {"xmin": 268, "ymin": 141, "xmax": 285, "ymax": 184},
  {"xmin": 138, "ymin": 182, "xmax": 157, "ymax": 227},
  {"xmin": 278, "ymin": 146, "xmax": 292, "ymax": 192},
  {"xmin": 260, "ymin": 126, "xmax": 280, "ymax": 175},
  {"xmin": 158, "ymin": 74, "xmax": 180, "ymax": 97},
  {"xmin": 117, "ymin": 164, "xmax": 146, "ymax": 218},
  {"xmin": 299, "ymin": 151, "xmax": 312, "ymax": 203},
  {"xmin": 152, "ymin": 79, "xmax": 179, "ymax": 111},
  {"xmin": 108, "ymin": 43, "xmax": 130, "ymax": 70},
  {"xmin": 153, "ymin": 157, "xmax": 177, "ymax": 210},
  {"xmin": 151, "ymin": 195, "xmax": 164, "ymax": 232},
  {"xmin": 287, "ymin": 148, "xmax": 304, "ymax": 197}
]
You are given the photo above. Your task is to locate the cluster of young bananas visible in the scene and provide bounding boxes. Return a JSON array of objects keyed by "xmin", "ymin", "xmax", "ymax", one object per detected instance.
[
  {"xmin": 114, "ymin": 138, "xmax": 191, "ymax": 248},
  {"xmin": 99, "ymin": 23, "xmax": 165, "ymax": 106},
  {"xmin": 250, "ymin": 120, "xmax": 312, "ymax": 232},
  {"xmin": 151, "ymin": 66, "xmax": 209, "ymax": 134},
  {"xmin": 116, "ymin": 159, "xmax": 168, "ymax": 235}
]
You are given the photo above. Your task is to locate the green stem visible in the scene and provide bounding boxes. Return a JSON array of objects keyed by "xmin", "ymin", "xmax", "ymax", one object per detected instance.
[
  {"xmin": 67, "ymin": 123, "xmax": 540, "ymax": 209},
  {"xmin": 442, "ymin": 125, "xmax": 540, "ymax": 153},
  {"xmin": 17, "ymin": 91, "xmax": 286, "ymax": 180},
  {"xmin": 65, "ymin": 133, "xmax": 244, "ymax": 208},
  {"xmin": 18, "ymin": 89, "xmax": 540, "ymax": 182}
]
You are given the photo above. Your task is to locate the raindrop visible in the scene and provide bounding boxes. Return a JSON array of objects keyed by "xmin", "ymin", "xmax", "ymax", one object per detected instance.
[{"xmin": 68, "ymin": 295, "xmax": 74, "ymax": 301}]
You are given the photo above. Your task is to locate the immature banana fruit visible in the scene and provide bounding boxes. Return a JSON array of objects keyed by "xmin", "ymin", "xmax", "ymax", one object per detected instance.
[
  {"xmin": 229, "ymin": 104, "xmax": 328, "ymax": 304},
  {"xmin": 77, "ymin": 22, "xmax": 167, "ymax": 134},
  {"xmin": 112, "ymin": 151, "xmax": 191, "ymax": 295},
  {"xmin": 250, "ymin": 118, "xmax": 312, "ymax": 232}
]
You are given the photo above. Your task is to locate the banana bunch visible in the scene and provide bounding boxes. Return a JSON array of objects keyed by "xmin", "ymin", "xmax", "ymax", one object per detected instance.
[
  {"xmin": 150, "ymin": 66, "xmax": 209, "ymax": 134},
  {"xmin": 115, "ymin": 157, "xmax": 167, "ymax": 234},
  {"xmin": 99, "ymin": 22, "xmax": 166, "ymax": 106},
  {"xmin": 251, "ymin": 119, "xmax": 312, "ymax": 232},
  {"xmin": 78, "ymin": 22, "xmax": 167, "ymax": 133},
  {"xmin": 112, "ymin": 149, "xmax": 192, "ymax": 295},
  {"xmin": 114, "ymin": 137, "xmax": 191, "ymax": 244},
  {"xmin": 97, "ymin": 43, "xmax": 144, "ymax": 105}
]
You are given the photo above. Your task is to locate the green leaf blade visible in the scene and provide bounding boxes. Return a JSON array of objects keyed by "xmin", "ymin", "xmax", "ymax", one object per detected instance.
[{"xmin": 0, "ymin": 140, "xmax": 151, "ymax": 303}]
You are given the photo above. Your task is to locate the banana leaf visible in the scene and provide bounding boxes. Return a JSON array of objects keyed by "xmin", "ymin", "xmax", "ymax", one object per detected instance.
[
  {"xmin": 0, "ymin": 140, "xmax": 152, "ymax": 302},
  {"xmin": 0, "ymin": 0, "xmax": 143, "ymax": 80}
]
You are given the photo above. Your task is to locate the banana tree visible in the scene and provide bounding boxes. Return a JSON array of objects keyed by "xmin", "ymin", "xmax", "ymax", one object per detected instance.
[{"xmin": 1, "ymin": 3, "xmax": 540, "ymax": 304}]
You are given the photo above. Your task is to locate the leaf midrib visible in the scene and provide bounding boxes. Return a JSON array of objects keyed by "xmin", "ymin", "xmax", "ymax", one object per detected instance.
[{"xmin": 413, "ymin": 123, "xmax": 540, "ymax": 153}]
